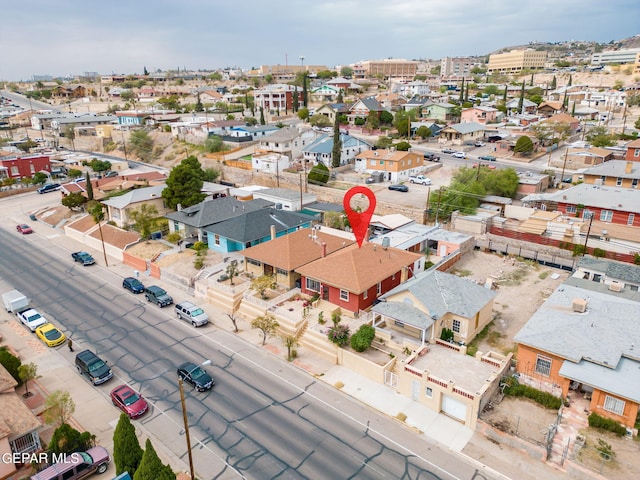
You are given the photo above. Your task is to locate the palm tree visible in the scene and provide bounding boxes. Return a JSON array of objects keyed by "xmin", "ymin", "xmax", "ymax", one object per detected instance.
[{"xmin": 90, "ymin": 203, "xmax": 108, "ymax": 267}]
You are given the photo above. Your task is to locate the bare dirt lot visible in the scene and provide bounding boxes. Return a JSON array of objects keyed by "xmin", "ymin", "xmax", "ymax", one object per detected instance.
[{"xmin": 451, "ymin": 249, "xmax": 570, "ymax": 355}]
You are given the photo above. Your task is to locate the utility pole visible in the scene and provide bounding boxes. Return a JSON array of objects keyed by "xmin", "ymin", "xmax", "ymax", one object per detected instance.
[
  {"xmin": 423, "ymin": 186, "xmax": 431, "ymax": 225},
  {"xmin": 582, "ymin": 212, "xmax": 594, "ymax": 256},
  {"xmin": 560, "ymin": 148, "xmax": 569, "ymax": 185}
]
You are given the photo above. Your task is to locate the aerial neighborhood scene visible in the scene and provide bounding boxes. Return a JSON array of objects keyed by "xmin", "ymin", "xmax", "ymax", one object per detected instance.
[{"xmin": 2, "ymin": 2, "xmax": 640, "ymax": 480}]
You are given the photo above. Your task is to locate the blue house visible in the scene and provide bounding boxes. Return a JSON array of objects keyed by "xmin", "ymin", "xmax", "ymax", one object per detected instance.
[{"xmin": 204, "ymin": 208, "xmax": 316, "ymax": 253}]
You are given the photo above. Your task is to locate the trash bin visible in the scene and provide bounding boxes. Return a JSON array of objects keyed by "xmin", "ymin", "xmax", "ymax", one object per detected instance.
[{"xmin": 29, "ymin": 214, "xmax": 37, "ymax": 221}]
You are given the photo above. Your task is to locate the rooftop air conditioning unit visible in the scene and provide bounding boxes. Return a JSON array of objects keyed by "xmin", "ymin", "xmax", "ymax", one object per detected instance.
[
  {"xmin": 572, "ymin": 298, "xmax": 587, "ymax": 313},
  {"xmin": 609, "ymin": 282, "xmax": 623, "ymax": 292}
]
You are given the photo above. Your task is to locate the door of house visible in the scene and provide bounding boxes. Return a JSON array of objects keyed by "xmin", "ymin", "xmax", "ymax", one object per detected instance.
[
  {"xmin": 322, "ymin": 286, "xmax": 329, "ymax": 300},
  {"xmin": 384, "ymin": 371, "xmax": 398, "ymax": 389},
  {"xmin": 264, "ymin": 264, "xmax": 273, "ymax": 276},
  {"xmin": 411, "ymin": 380, "xmax": 420, "ymax": 401},
  {"xmin": 442, "ymin": 394, "xmax": 467, "ymax": 422}
]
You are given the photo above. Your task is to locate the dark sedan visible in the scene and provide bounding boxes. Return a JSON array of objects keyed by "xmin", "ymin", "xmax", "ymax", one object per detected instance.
[
  {"xmin": 388, "ymin": 184, "xmax": 409, "ymax": 192},
  {"xmin": 72, "ymin": 251, "xmax": 95, "ymax": 266},
  {"xmin": 178, "ymin": 361, "xmax": 214, "ymax": 392},
  {"xmin": 110, "ymin": 384, "xmax": 148, "ymax": 419},
  {"xmin": 123, "ymin": 277, "xmax": 145, "ymax": 294}
]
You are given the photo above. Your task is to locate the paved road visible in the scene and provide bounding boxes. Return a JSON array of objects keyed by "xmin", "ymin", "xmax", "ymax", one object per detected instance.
[{"xmin": 0, "ymin": 192, "xmax": 492, "ymax": 480}]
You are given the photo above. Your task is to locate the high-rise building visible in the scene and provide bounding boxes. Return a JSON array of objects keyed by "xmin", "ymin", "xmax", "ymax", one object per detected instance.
[{"xmin": 487, "ymin": 49, "xmax": 547, "ymax": 74}]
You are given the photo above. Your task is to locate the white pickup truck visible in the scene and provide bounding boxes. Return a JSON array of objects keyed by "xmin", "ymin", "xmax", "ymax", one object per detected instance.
[
  {"xmin": 409, "ymin": 175, "xmax": 432, "ymax": 185},
  {"xmin": 16, "ymin": 307, "xmax": 48, "ymax": 332}
]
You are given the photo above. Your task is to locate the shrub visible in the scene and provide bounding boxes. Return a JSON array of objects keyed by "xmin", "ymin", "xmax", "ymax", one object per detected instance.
[
  {"xmin": 49, "ymin": 423, "xmax": 95, "ymax": 455},
  {"xmin": 593, "ymin": 248, "xmax": 606, "ymax": 258},
  {"xmin": 440, "ymin": 328, "xmax": 454, "ymax": 342},
  {"xmin": 327, "ymin": 324, "xmax": 350, "ymax": 347},
  {"xmin": 588, "ymin": 413, "xmax": 627, "ymax": 436},
  {"xmin": 502, "ymin": 377, "xmax": 562, "ymax": 409},
  {"xmin": 350, "ymin": 324, "xmax": 376, "ymax": 352},
  {"xmin": 165, "ymin": 232, "xmax": 182, "ymax": 244},
  {"xmin": 0, "ymin": 347, "xmax": 22, "ymax": 386}
]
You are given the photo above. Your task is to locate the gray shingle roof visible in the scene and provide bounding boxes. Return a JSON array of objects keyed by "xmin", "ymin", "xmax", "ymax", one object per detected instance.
[
  {"xmin": 577, "ymin": 257, "xmax": 640, "ymax": 284},
  {"xmin": 203, "ymin": 208, "xmax": 315, "ymax": 243},
  {"xmin": 581, "ymin": 160, "xmax": 640, "ymax": 179},
  {"xmin": 371, "ymin": 301, "xmax": 435, "ymax": 330},
  {"xmin": 165, "ymin": 197, "xmax": 272, "ymax": 228},
  {"xmin": 101, "ymin": 184, "xmax": 166, "ymax": 209},
  {"xmin": 380, "ymin": 269, "xmax": 496, "ymax": 319},
  {"xmin": 521, "ymin": 182, "xmax": 640, "ymax": 211}
]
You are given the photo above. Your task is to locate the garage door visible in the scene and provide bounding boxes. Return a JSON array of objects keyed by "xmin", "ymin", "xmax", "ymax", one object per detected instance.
[{"xmin": 442, "ymin": 394, "xmax": 467, "ymax": 422}]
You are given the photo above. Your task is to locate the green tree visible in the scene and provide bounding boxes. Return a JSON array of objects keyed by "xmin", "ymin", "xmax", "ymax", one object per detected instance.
[
  {"xmin": 250, "ymin": 275, "xmax": 276, "ymax": 300},
  {"xmin": 415, "ymin": 126, "xmax": 431, "ymax": 139},
  {"xmin": 61, "ymin": 191, "xmax": 88, "ymax": 211},
  {"xmin": 128, "ymin": 129, "xmax": 155, "ymax": 162},
  {"xmin": 0, "ymin": 347, "xmax": 22, "ymax": 385},
  {"xmin": 302, "ymin": 73, "xmax": 308, "ymax": 107},
  {"xmin": 458, "ymin": 78, "xmax": 465, "ymax": 104},
  {"xmin": 202, "ymin": 167, "xmax": 220, "ymax": 182},
  {"xmin": 133, "ymin": 439, "xmax": 176, "ymax": 480},
  {"xmin": 327, "ymin": 324, "xmax": 350, "ymax": 347},
  {"xmin": 43, "ymin": 390, "xmax": 76, "ymax": 427},
  {"xmin": 331, "ymin": 115, "xmax": 342, "ymax": 168},
  {"xmin": 113, "ymin": 413, "xmax": 144, "ymax": 476},
  {"xmin": 204, "ymin": 135, "xmax": 225, "ymax": 153},
  {"xmin": 49, "ymin": 423, "xmax": 95, "ymax": 455},
  {"xmin": 322, "ymin": 210, "xmax": 346, "ymax": 229},
  {"xmin": 379, "ymin": 110, "xmax": 393, "ymax": 125},
  {"xmin": 635, "ymin": 117, "xmax": 640, "ymax": 130},
  {"xmin": 550, "ymin": 76, "xmax": 557, "ymax": 89},
  {"xmin": 365, "ymin": 111, "xmax": 380, "ymax": 130},
  {"xmin": 340, "ymin": 66, "xmax": 353, "ymax": 77},
  {"xmin": 514, "ymin": 136, "xmax": 534, "ymax": 156},
  {"xmin": 63, "ymin": 124, "xmax": 76, "ymax": 151},
  {"xmin": 260, "ymin": 106, "xmax": 265, "ymax": 125},
  {"xmin": 32, "ymin": 172, "xmax": 48, "ymax": 185},
  {"xmin": 308, "ymin": 162, "xmax": 330, "ymax": 185},
  {"xmin": 336, "ymin": 89, "xmax": 344, "ymax": 104},
  {"xmin": 128, "ymin": 204, "xmax": 159, "ymax": 240},
  {"xmin": 85, "ymin": 171, "xmax": 93, "ymax": 201},
  {"xmin": 350, "ymin": 324, "xmax": 376, "ymax": 352},
  {"xmin": 502, "ymin": 85, "xmax": 508, "ymax": 102},
  {"xmin": 16, "ymin": 139, "xmax": 38, "ymax": 153},
  {"xmin": 394, "ymin": 141, "xmax": 411, "ymax": 151},
  {"xmin": 18, "ymin": 362, "xmax": 38, "ymax": 398},
  {"xmin": 89, "ymin": 159, "xmax": 112, "ymax": 172},
  {"xmin": 162, "ymin": 156, "xmax": 206, "ymax": 209},
  {"xmin": 90, "ymin": 202, "xmax": 108, "ymax": 265},
  {"xmin": 282, "ymin": 335, "xmax": 298, "ymax": 361},
  {"xmin": 517, "ymin": 81, "xmax": 525, "ymax": 112},
  {"xmin": 309, "ymin": 114, "xmax": 331, "ymax": 128},
  {"xmin": 120, "ymin": 90, "xmax": 137, "ymax": 108},
  {"xmin": 297, "ymin": 107, "xmax": 309, "ymax": 122},
  {"xmin": 375, "ymin": 136, "xmax": 393, "ymax": 148},
  {"xmin": 251, "ymin": 312, "xmax": 279, "ymax": 345},
  {"xmin": 225, "ymin": 260, "xmax": 239, "ymax": 286}
]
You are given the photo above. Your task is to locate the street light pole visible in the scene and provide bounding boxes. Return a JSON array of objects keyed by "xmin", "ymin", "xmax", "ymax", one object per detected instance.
[{"xmin": 179, "ymin": 360, "xmax": 211, "ymax": 480}]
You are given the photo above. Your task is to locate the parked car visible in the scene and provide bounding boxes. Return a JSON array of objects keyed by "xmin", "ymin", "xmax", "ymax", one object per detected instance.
[
  {"xmin": 110, "ymin": 384, "xmax": 149, "ymax": 419},
  {"xmin": 30, "ymin": 446, "xmax": 110, "ymax": 480},
  {"xmin": 35, "ymin": 322, "xmax": 67, "ymax": 347},
  {"xmin": 478, "ymin": 155, "xmax": 496, "ymax": 161},
  {"xmin": 177, "ymin": 361, "xmax": 214, "ymax": 392},
  {"xmin": 75, "ymin": 349, "xmax": 113, "ymax": 385},
  {"xmin": 441, "ymin": 147, "xmax": 456, "ymax": 154},
  {"xmin": 144, "ymin": 285, "xmax": 173, "ymax": 307},
  {"xmin": 123, "ymin": 277, "xmax": 145, "ymax": 294},
  {"xmin": 388, "ymin": 184, "xmax": 409, "ymax": 192},
  {"xmin": 175, "ymin": 301, "xmax": 209, "ymax": 327},
  {"xmin": 474, "ymin": 141, "xmax": 486, "ymax": 147},
  {"xmin": 452, "ymin": 151, "xmax": 467, "ymax": 159},
  {"xmin": 37, "ymin": 183, "xmax": 61, "ymax": 194},
  {"xmin": 104, "ymin": 171, "xmax": 118, "ymax": 178},
  {"xmin": 16, "ymin": 224, "xmax": 33, "ymax": 234},
  {"xmin": 72, "ymin": 251, "xmax": 95, "ymax": 266}
]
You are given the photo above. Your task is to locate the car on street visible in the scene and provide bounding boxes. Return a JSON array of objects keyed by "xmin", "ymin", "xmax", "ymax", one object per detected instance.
[
  {"xmin": 441, "ymin": 147, "xmax": 456, "ymax": 154},
  {"xmin": 35, "ymin": 322, "xmax": 67, "ymax": 347},
  {"xmin": 472, "ymin": 163, "xmax": 497, "ymax": 170},
  {"xmin": 110, "ymin": 384, "xmax": 149, "ymax": 419},
  {"xmin": 123, "ymin": 276, "xmax": 145, "ymax": 294},
  {"xmin": 452, "ymin": 151, "xmax": 467, "ymax": 159},
  {"xmin": 388, "ymin": 184, "xmax": 409, "ymax": 192},
  {"xmin": 478, "ymin": 155, "xmax": 496, "ymax": 161},
  {"xmin": 75, "ymin": 349, "xmax": 113, "ymax": 385},
  {"xmin": 145, "ymin": 285, "xmax": 173, "ymax": 307},
  {"xmin": 474, "ymin": 141, "xmax": 486, "ymax": 147},
  {"xmin": 16, "ymin": 224, "xmax": 33, "ymax": 234},
  {"xmin": 178, "ymin": 361, "xmax": 214, "ymax": 392},
  {"xmin": 37, "ymin": 183, "xmax": 61, "ymax": 194},
  {"xmin": 72, "ymin": 251, "xmax": 96, "ymax": 266}
]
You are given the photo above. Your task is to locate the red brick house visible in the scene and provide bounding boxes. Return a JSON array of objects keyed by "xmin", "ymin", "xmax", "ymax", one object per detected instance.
[
  {"xmin": 295, "ymin": 242, "xmax": 423, "ymax": 313},
  {"xmin": 624, "ymin": 138, "xmax": 640, "ymax": 162},
  {"xmin": 0, "ymin": 154, "xmax": 51, "ymax": 180}
]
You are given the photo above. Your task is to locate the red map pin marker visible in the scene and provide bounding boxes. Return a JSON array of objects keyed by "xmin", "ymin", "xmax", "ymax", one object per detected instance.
[{"xmin": 343, "ymin": 186, "xmax": 376, "ymax": 248}]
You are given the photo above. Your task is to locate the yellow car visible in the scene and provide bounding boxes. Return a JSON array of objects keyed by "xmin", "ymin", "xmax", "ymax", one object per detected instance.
[{"xmin": 35, "ymin": 323, "xmax": 67, "ymax": 347}]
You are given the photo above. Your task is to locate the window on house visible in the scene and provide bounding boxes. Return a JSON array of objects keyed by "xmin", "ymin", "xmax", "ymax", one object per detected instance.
[
  {"xmin": 394, "ymin": 320, "xmax": 404, "ymax": 328},
  {"xmin": 425, "ymin": 387, "xmax": 433, "ymax": 398},
  {"xmin": 214, "ymin": 234, "xmax": 220, "ymax": 246},
  {"xmin": 452, "ymin": 319, "xmax": 461, "ymax": 333},
  {"xmin": 29, "ymin": 164, "xmax": 35, "ymax": 173},
  {"xmin": 566, "ymin": 205, "xmax": 576, "ymax": 214},
  {"xmin": 247, "ymin": 258, "xmax": 261, "ymax": 267},
  {"xmin": 534, "ymin": 355, "xmax": 552, "ymax": 376},
  {"xmin": 276, "ymin": 268, "xmax": 288, "ymax": 276},
  {"xmin": 377, "ymin": 282, "xmax": 381, "ymax": 295},
  {"xmin": 10, "ymin": 166, "xmax": 19, "ymax": 176},
  {"xmin": 306, "ymin": 278, "xmax": 320, "ymax": 292},
  {"xmin": 340, "ymin": 290, "xmax": 349, "ymax": 301},
  {"xmin": 634, "ymin": 149, "xmax": 640, "ymax": 158},
  {"xmin": 632, "ymin": 179, "xmax": 638, "ymax": 188},
  {"xmin": 629, "ymin": 214, "xmax": 635, "ymax": 226},
  {"xmin": 600, "ymin": 210, "xmax": 613, "ymax": 222},
  {"xmin": 379, "ymin": 160, "xmax": 384, "ymax": 166},
  {"xmin": 603, "ymin": 395, "xmax": 625, "ymax": 416},
  {"xmin": 370, "ymin": 159, "xmax": 375, "ymax": 167},
  {"xmin": 363, "ymin": 289, "xmax": 368, "ymax": 300},
  {"xmin": 616, "ymin": 177, "xmax": 623, "ymax": 186}
]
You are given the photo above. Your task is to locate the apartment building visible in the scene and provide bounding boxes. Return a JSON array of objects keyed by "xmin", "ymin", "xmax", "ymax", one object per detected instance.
[
  {"xmin": 591, "ymin": 48, "xmax": 640, "ymax": 65},
  {"xmin": 440, "ymin": 56, "xmax": 478, "ymax": 78},
  {"xmin": 360, "ymin": 59, "xmax": 418, "ymax": 80},
  {"xmin": 487, "ymin": 49, "xmax": 547, "ymax": 74}
]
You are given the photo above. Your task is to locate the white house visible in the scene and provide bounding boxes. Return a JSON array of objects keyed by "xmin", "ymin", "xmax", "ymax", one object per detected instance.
[{"xmin": 252, "ymin": 152, "xmax": 291, "ymax": 175}]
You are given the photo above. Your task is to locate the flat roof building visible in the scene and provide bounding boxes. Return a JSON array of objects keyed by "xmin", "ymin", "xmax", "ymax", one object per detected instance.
[{"xmin": 487, "ymin": 49, "xmax": 547, "ymax": 74}]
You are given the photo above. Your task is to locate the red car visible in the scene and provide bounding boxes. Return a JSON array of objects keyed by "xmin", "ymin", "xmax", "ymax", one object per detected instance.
[
  {"xmin": 110, "ymin": 384, "xmax": 148, "ymax": 419},
  {"xmin": 16, "ymin": 224, "xmax": 33, "ymax": 234}
]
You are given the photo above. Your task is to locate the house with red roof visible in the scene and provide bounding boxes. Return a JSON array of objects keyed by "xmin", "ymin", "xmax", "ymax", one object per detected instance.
[{"xmin": 295, "ymin": 242, "xmax": 424, "ymax": 314}]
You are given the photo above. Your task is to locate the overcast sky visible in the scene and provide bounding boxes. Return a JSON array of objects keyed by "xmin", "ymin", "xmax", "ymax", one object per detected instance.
[{"xmin": 2, "ymin": 0, "xmax": 639, "ymax": 81}]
